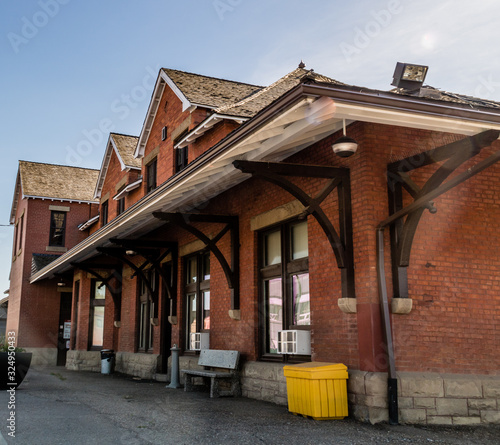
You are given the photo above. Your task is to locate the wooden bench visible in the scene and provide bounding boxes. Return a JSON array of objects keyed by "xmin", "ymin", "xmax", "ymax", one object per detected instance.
[{"xmin": 181, "ymin": 349, "xmax": 241, "ymax": 398}]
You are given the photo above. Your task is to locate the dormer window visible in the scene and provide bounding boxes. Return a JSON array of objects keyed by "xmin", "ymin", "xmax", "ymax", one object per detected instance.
[
  {"xmin": 147, "ymin": 158, "xmax": 157, "ymax": 192},
  {"xmin": 161, "ymin": 126, "xmax": 168, "ymax": 141}
]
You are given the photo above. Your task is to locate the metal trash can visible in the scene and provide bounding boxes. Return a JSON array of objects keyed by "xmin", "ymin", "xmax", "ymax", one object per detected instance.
[
  {"xmin": 283, "ymin": 362, "xmax": 348, "ymax": 420},
  {"xmin": 100, "ymin": 349, "xmax": 115, "ymax": 375}
]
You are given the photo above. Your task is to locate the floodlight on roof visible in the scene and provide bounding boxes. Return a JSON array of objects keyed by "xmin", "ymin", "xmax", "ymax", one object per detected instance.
[{"xmin": 391, "ymin": 62, "xmax": 428, "ymax": 90}]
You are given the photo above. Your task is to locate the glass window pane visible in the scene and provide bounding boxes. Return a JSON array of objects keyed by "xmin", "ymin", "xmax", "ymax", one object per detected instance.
[
  {"xmin": 265, "ymin": 278, "xmax": 282, "ymax": 354},
  {"xmin": 291, "ymin": 222, "xmax": 308, "ymax": 260},
  {"xmin": 264, "ymin": 230, "xmax": 281, "ymax": 266},
  {"xmin": 203, "ymin": 291, "xmax": 210, "ymax": 330},
  {"xmin": 293, "ymin": 273, "xmax": 310, "ymax": 326},
  {"xmin": 186, "ymin": 257, "xmax": 197, "ymax": 284},
  {"xmin": 187, "ymin": 293, "xmax": 197, "ymax": 335},
  {"xmin": 92, "ymin": 306, "xmax": 104, "ymax": 347},
  {"xmin": 95, "ymin": 281, "xmax": 106, "ymax": 299},
  {"xmin": 202, "ymin": 254, "xmax": 210, "ymax": 281},
  {"xmin": 149, "ymin": 301, "xmax": 154, "ymax": 349},
  {"xmin": 139, "ymin": 303, "xmax": 145, "ymax": 349}
]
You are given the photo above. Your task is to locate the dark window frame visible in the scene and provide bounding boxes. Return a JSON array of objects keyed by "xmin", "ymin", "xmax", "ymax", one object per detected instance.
[
  {"xmin": 100, "ymin": 200, "xmax": 108, "ymax": 226},
  {"xmin": 88, "ymin": 280, "xmax": 106, "ymax": 351},
  {"xmin": 146, "ymin": 158, "xmax": 157, "ymax": 192},
  {"xmin": 258, "ymin": 219, "xmax": 310, "ymax": 362},
  {"xmin": 184, "ymin": 252, "xmax": 210, "ymax": 351},
  {"xmin": 138, "ymin": 269, "xmax": 157, "ymax": 353},
  {"xmin": 49, "ymin": 211, "xmax": 67, "ymax": 247},
  {"xmin": 117, "ymin": 197, "xmax": 125, "ymax": 215}
]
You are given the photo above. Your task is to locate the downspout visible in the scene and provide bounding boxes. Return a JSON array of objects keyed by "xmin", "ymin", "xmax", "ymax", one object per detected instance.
[{"xmin": 376, "ymin": 137, "xmax": 500, "ymax": 425}]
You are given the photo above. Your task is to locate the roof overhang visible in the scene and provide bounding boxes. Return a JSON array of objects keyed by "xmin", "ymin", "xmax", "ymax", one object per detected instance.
[
  {"xmin": 78, "ymin": 214, "xmax": 100, "ymax": 231},
  {"xmin": 113, "ymin": 178, "xmax": 142, "ymax": 201},
  {"xmin": 30, "ymin": 82, "xmax": 500, "ymax": 283},
  {"xmin": 175, "ymin": 113, "xmax": 248, "ymax": 149}
]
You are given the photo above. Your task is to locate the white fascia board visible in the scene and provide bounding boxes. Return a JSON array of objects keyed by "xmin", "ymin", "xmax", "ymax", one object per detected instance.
[
  {"xmin": 113, "ymin": 178, "xmax": 142, "ymax": 201},
  {"xmin": 174, "ymin": 113, "xmax": 249, "ymax": 149},
  {"xmin": 160, "ymin": 70, "xmax": 192, "ymax": 112},
  {"xmin": 110, "ymin": 136, "xmax": 127, "ymax": 171},
  {"xmin": 78, "ymin": 214, "xmax": 99, "ymax": 231},
  {"xmin": 93, "ymin": 135, "xmax": 114, "ymax": 200},
  {"xmin": 9, "ymin": 172, "xmax": 21, "ymax": 224},
  {"xmin": 24, "ymin": 195, "xmax": 98, "ymax": 205},
  {"xmin": 134, "ymin": 74, "xmax": 167, "ymax": 159}
]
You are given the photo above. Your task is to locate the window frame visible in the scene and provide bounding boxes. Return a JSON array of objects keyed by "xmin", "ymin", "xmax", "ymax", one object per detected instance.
[
  {"xmin": 117, "ymin": 197, "xmax": 125, "ymax": 215},
  {"xmin": 146, "ymin": 158, "xmax": 157, "ymax": 193},
  {"xmin": 49, "ymin": 211, "xmax": 67, "ymax": 247},
  {"xmin": 258, "ymin": 219, "xmax": 310, "ymax": 362},
  {"xmin": 88, "ymin": 280, "xmax": 106, "ymax": 351},
  {"xmin": 137, "ymin": 269, "xmax": 157, "ymax": 353},
  {"xmin": 184, "ymin": 252, "xmax": 210, "ymax": 352},
  {"xmin": 101, "ymin": 200, "xmax": 108, "ymax": 226}
]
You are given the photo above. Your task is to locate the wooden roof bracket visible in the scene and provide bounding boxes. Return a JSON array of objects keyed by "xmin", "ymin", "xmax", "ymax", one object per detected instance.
[
  {"xmin": 233, "ymin": 160, "xmax": 355, "ymax": 300},
  {"xmin": 71, "ymin": 262, "xmax": 123, "ymax": 322},
  {"xmin": 387, "ymin": 129, "xmax": 500, "ymax": 299},
  {"xmin": 153, "ymin": 212, "xmax": 240, "ymax": 314},
  {"xmin": 378, "ymin": 129, "xmax": 500, "ymax": 425}
]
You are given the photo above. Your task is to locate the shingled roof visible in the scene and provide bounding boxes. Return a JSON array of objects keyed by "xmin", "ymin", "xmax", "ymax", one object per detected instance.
[
  {"xmin": 19, "ymin": 161, "xmax": 99, "ymax": 202},
  {"xmin": 215, "ymin": 67, "xmax": 345, "ymax": 118},
  {"xmin": 162, "ymin": 68, "xmax": 262, "ymax": 109},
  {"xmin": 111, "ymin": 133, "xmax": 140, "ymax": 168}
]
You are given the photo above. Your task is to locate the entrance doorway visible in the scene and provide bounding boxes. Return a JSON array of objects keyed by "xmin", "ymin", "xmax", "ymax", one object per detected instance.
[{"xmin": 57, "ymin": 292, "xmax": 72, "ymax": 366}]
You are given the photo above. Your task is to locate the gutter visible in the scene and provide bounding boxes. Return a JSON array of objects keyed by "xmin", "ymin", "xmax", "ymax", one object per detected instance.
[{"xmin": 376, "ymin": 132, "xmax": 500, "ymax": 425}]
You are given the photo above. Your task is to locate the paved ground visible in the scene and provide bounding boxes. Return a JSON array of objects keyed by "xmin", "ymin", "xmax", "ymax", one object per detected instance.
[{"xmin": 0, "ymin": 366, "xmax": 499, "ymax": 444}]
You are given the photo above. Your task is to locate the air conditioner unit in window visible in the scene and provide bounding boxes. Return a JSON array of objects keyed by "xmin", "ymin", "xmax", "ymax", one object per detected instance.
[
  {"xmin": 189, "ymin": 332, "xmax": 209, "ymax": 351},
  {"xmin": 277, "ymin": 330, "xmax": 311, "ymax": 355}
]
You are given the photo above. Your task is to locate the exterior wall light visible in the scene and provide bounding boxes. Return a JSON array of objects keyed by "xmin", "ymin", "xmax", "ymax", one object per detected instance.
[
  {"xmin": 332, "ymin": 119, "xmax": 358, "ymax": 157},
  {"xmin": 125, "ymin": 250, "xmax": 136, "ymax": 256},
  {"xmin": 57, "ymin": 280, "xmax": 66, "ymax": 287}
]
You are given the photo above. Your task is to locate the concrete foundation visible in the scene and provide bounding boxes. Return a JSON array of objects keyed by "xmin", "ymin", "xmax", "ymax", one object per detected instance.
[{"xmin": 24, "ymin": 347, "xmax": 57, "ymax": 366}]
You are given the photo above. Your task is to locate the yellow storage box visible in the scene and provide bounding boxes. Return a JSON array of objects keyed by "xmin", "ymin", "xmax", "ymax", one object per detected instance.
[{"xmin": 283, "ymin": 362, "xmax": 348, "ymax": 420}]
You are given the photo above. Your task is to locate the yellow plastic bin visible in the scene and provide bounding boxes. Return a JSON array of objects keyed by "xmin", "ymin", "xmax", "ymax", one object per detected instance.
[{"xmin": 283, "ymin": 362, "xmax": 348, "ymax": 420}]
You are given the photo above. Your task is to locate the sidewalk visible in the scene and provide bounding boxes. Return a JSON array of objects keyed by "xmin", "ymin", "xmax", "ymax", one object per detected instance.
[{"xmin": 0, "ymin": 366, "xmax": 498, "ymax": 444}]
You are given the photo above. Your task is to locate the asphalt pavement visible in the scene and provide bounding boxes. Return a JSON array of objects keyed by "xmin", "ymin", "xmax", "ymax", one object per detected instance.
[{"xmin": 0, "ymin": 366, "xmax": 499, "ymax": 444}]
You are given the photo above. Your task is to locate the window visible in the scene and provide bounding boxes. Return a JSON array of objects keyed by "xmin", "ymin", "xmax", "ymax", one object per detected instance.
[
  {"xmin": 49, "ymin": 211, "xmax": 66, "ymax": 246},
  {"xmin": 89, "ymin": 280, "xmax": 106, "ymax": 349},
  {"xmin": 17, "ymin": 214, "xmax": 24, "ymax": 251},
  {"xmin": 184, "ymin": 252, "xmax": 210, "ymax": 350},
  {"xmin": 138, "ymin": 269, "xmax": 157, "ymax": 352},
  {"xmin": 175, "ymin": 146, "xmax": 188, "ymax": 173},
  {"xmin": 259, "ymin": 220, "xmax": 309, "ymax": 358},
  {"xmin": 147, "ymin": 158, "xmax": 157, "ymax": 192},
  {"xmin": 101, "ymin": 201, "xmax": 108, "ymax": 226},
  {"xmin": 117, "ymin": 197, "xmax": 125, "ymax": 215},
  {"xmin": 161, "ymin": 126, "xmax": 168, "ymax": 141}
]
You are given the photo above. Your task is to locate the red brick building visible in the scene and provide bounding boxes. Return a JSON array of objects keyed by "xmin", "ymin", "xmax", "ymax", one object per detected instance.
[
  {"xmin": 16, "ymin": 64, "xmax": 500, "ymax": 424},
  {"xmin": 8, "ymin": 161, "xmax": 99, "ymax": 365}
]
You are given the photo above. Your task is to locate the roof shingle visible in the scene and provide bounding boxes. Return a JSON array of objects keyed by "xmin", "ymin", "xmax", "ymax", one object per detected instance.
[
  {"xmin": 111, "ymin": 133, "xmax": 140, "ymax": 168},
  {"xmin": 19, "ymin": 161, "xmax": 99, "ymax": 202}
]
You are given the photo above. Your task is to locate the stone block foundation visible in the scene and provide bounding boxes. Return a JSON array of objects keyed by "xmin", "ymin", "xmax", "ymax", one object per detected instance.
[{"xmin": 349, "ymin": 371, "xmax": 500, "ymax": 425}]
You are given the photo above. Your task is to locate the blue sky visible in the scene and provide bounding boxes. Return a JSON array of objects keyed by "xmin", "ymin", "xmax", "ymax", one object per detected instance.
[{"xmin": 1, "ymin": 0, "xmax": 500, "ymax": 293}]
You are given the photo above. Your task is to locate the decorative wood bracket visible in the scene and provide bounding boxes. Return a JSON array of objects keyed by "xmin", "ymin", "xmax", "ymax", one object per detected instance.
[
  {"xmin": 233, "ymin": 160, "xmax": 355, "ymax": 299},
  {"xmin": 153, "ymin": 212, "xmax": 240, "ymax": 311},
  {"xmin": 71, "ymin": 262, "xmax": 123, "ymax": 322},
  {"xmin": 97, "ymin": 240, "xmax": 177, "ymax": 318},
  {"xmin": 387, "ymin": 129, "xmax": 500, "ymax": 298}
]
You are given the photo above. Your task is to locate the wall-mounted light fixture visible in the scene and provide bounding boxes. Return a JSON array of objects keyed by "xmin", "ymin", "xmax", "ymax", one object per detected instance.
[
  {"xmin": 125, "ymin": 250, "xmax": 136, "ymax": 256},
  {"xmin": 332, "ymin": 119, "xmax": 358, "ymax": 158},
  {"xmin": 57, "ymin": 280, "xmax": 66, "ymax": 287}
]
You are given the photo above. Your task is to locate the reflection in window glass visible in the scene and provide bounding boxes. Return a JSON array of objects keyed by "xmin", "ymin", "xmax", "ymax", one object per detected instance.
[
  {"xmin": 292, "ymin": 273, "xmax": 310, "ymax": 325},
  {"xmin": 265, "ymin": 278, "xmax": 282, "ymax": 354},
  {"xmin": 186, "ymin": 257, "xmax": 197, "ymax": 284},
  {"xmin": 203, "ymin": 254, "xmax": 210, "ymax": 280},
  {"xmin": 265, "ymin": 230, "xmax": 281, "ymax": 266},
  {"xmin": 95, "ymin": 282, "xmax": 106, "ymax": 299},
  {"xmin": 188, "ymin": 293, "xmax": 197, "ymax": 335},
  {"xmin": 291, "ymin": 222, "xmax": 308, "ymax": 260},
  {"xmin": 203, "ymin": 291, "xmax": 210, "ymax": 330},
  {"xmin": 92, "ymin": 306, "xmax": 104, "ymax": 347}
]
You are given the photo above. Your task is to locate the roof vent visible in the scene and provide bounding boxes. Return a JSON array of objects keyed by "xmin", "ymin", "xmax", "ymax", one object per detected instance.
[{"xmin": 391, "ymin": 62, "xmax": 428, "ymax": 90}]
